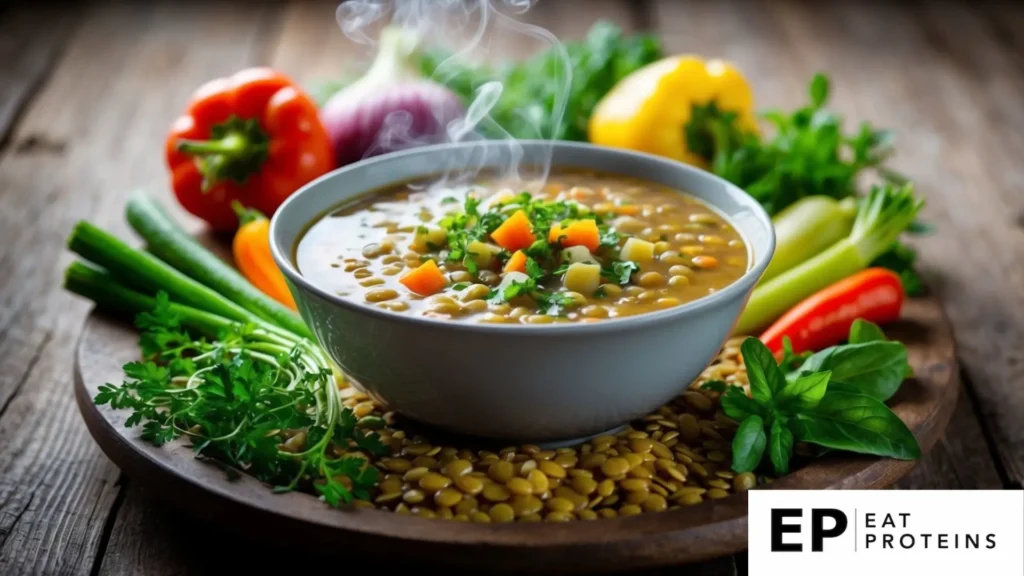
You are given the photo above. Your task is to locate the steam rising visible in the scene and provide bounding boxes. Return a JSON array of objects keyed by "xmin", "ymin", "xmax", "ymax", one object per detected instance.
[{"xmin": 335, "ymin": 0, "xmax": 570, "ymax": 193}]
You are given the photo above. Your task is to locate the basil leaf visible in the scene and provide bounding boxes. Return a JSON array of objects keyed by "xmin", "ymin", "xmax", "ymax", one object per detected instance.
[
  {"xmin": 741, "ymin": 337, "xmax": 786, "ymax": 406},
  {"xmin": 731, "ymin": 415, "xmax": 767, "ymax": 473},
  {"xmin": 849, "ymin": 319, "xmax": 887, "ymax": 344},
  {"xmin": 779, "ymin": 336, "xmax": 812, "ymax": 373},
  {"xmin": 769, "ymin": 418, "xmax": 794, "ymax": 475},
  {"xmin": 796, "ymin": 341, "xmax": 908, "ymax": 402},
  {"xmin": 792, "ymin": 391, "xmax": 921, "ymax": 460},
  {"xmin": 776, "ymin": 370, "xmax": 830, "ymax": 412},
  {"xmin": 721, "ymin": 386, "xmax": 766, "ymax": 421}
]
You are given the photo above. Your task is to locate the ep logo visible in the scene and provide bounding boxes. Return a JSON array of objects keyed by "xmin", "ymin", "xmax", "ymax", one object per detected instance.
[{"xmin": 771, "ymin": 508, "xmax": 849, "ymax": 552}]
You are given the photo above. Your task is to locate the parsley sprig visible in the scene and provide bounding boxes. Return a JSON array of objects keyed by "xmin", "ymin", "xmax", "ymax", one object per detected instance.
[
  {"xmin": 95, "ymin": 291, "xmax": 387, "ymax": 506},
  {"xmin": 435, "ymin": 189, "xmax": 628, "ymax": 316}
]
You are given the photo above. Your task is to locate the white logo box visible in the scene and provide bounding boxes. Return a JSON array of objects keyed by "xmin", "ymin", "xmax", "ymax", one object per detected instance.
[{"xmin": 749, "ymin": 490, "xmax": 1023, "ymax": 575}]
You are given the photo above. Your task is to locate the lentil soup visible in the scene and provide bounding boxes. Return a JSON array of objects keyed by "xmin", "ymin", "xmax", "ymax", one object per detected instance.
[{"xmin": 296, "ymin": 169, "xmax": 748, "ymax": 323}]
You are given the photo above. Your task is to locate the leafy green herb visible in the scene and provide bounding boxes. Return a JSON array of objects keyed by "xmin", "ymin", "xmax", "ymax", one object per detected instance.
[
  {"xmin": 525, "ymin": 257, "xmax": 546, "ymax": 281},
  {"xmin": 792, "ymin": 391, "xmax": 921, "ymax": 460},
  {"xmin": 601, "ymin": 260, "xmax": 639, "ymax": 285},
  {"xmin": 848, "ymin": 318, "xmax": 887, "ymax": 344},
  {"xmin": 722, "ymin": 321, "xmax": 920, "ymax": 475},
  {"xmin": 598, "ymin": 223, "xmax": 621, "ymax": 249},
  {"xmin": 419, "ymin": 21, "xmax": 662, "ymax": 141},
  {"xmin": 768, "ymin": 418, "xmax": 794, "ymax": 475},
  {"xmin": 95, "ymin": 291, "xmax": 385, "ymax": 507},
  {"xmin": 721, "ymin": 385, "xmax": 765, "ymax": 421},
  {"xmin": 451, "ymin": 282, "xmax": 470, "ymax": 291},
  {"xmin": 689, "ymin": 72, "xmax": 929, "ymax": 288},
  {"xmin": 778, "ymin": 336, "xmax": 812, "ymax": 373},
  {"xmin": 741, "ymin": 337, "xmax": 786, "ymax": 405},
  {"xmin": 708, "ymin": 74, "xmax": 905, "ymax": 217},
  {"xmin": 791, "ymin": 340, "xmax": 909, "ymax": 402},
  {"xmin": 775, "ymin": 371, "xmax": 830, "ymax": 412},
  {"xmin": 731, "ymin": 415, "xmax": 767, "ymax": 473}
]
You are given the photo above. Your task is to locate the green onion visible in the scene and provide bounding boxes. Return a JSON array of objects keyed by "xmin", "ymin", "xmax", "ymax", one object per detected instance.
[
  {"xmin": 64, "ymin": 261, "xmax": 232, "ymax": 338},
  {"xmin": 66, "ymin": 221, "xmax": 296, "ymax": 342},
  {"xmin": 735, "ymin": 183, "xmax": 924, "ymax": 335},
  {"xmin": 124, "ymin": 193, "xmax": 312, "ymax": 339}
]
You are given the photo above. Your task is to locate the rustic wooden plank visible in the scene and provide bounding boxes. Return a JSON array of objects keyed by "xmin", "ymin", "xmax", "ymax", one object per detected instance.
[
  {"xmin": 768, "ymin": 0, "xmax": 1023, "ymax": 486},
  {"xmin": 0, "ymin": 1, "xmax": 283, "ymax": 574},
  {"xmin": 898, "ymin": 382, "xmax": 1004, "ymax": 489},
  {"xmin": 100, "ymin": 481, "xmax": 739, "ymax": 576},
  {"xmin": 0, "ymin": 3, "xmax": 79, "ymax": 150}
]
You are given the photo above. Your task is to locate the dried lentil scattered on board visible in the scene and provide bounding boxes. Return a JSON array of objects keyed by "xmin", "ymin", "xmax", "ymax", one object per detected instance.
[{"xmin": 332, "ymin": 337, "xmax": 765, "ymax": 522}]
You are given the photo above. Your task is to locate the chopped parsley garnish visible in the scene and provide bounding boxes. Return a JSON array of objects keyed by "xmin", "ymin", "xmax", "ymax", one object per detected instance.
[
  {"xmin": 421, "ymin": 188, "xmax": 636, "ymax": 315},
  {"xmin": 598, "ymin": 224, "xmax": 621, "ymax": 249},
  {"xmin": 525, "ymin": 257, "xmax": 546, "ymax": 281},
  {"xmin": 602, "ymin": 260, "xmax": 640, "ymax": 285}
]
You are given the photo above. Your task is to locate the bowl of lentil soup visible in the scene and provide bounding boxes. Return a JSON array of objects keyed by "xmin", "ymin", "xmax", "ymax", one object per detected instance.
[{"xmin": 270, "ymin": 140, "xmax": 774, "ymax": 441}]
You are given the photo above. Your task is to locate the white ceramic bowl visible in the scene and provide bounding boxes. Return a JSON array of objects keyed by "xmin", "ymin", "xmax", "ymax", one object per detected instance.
[{"xmin": 271, "ymin": 141, "xmax": 774, "ymax": 443}]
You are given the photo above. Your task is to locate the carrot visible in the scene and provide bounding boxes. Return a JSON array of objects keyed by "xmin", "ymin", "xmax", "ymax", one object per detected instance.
[
  {"xmin": 490, "ymin": 210, "xmax": 536, "ymax": 252},
  {"xmin": 692, "ymin": 255, "xmax": 718, "ymax": 269},
  {"xmin": 231, "ymin": 203, "xmax": 297, "ymax": 310},
  {"xmin": 399, "ymin": 259, "xmax": 447, "ymax": 296},
  {"xmin": 504, "ymin": 250, "xmax": 527, "ymax": 274},
  {"xmin": 549, "ymin": 219, "xmax": 600, "ymax": 252},
  {"xmin": 759, "ymin": 267, "xmax": 905, "ymax": 356}
]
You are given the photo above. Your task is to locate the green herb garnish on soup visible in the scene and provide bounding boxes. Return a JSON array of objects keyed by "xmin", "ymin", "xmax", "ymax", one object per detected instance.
[{"xmin": 296, "ymin": 170, "xmax": 749, "ymax": 324}]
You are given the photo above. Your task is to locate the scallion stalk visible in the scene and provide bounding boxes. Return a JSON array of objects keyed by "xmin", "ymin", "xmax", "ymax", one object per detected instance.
[
  {"xmin": 735, "ymin": 183, "xmax": 924, "ymax": 335},
  {"xmin": 124, "ymin": 193, "xmax": 312, "ymax": 339},
  {"xmin": 64, "ymin": 261, "xmax": 232, "ymax": 338}
]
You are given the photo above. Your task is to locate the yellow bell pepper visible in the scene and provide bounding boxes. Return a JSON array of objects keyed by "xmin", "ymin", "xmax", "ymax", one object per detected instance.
[{"xmin": 588, "ymin": 55, "xmax": 758, "ymax": 167}]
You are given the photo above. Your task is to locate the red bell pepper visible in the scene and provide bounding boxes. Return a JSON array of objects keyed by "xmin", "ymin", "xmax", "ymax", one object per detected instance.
[
  {"xmin": 760, "ymin": 267, "xmax": 905, "ymax": 356},
  {"xmin": 165, "ymin": 67, "xmax": 333, "ymax": 231}
]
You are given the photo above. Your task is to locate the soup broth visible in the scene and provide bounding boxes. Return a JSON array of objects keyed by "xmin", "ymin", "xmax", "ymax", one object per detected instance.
[{"xmin": 296, "ymin": 169, "xmax": 748, "ymax": 324}]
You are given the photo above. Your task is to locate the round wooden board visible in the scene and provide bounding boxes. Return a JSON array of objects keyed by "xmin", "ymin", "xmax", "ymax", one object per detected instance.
[{"xmin": 74, "ymin": 296, "xmax": 958, "ymax": 573}]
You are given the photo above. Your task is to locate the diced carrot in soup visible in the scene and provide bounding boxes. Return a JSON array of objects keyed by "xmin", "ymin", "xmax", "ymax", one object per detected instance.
[
  {"xmin": 504, "ymin": 250, "xmax": 528, "ymax": 274},
  {"xmin": 399, "ymin": 260, "xmax": 447, "ymax": 296},
  {"xmin": 490, "ymin": 210, "xmax": 536, "ymax": 252}
]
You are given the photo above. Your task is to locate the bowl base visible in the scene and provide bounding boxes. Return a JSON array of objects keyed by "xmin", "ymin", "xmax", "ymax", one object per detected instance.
[
  {"xmin": 382, "ymin": 411, "xmax": 630, "ymax": 450},
  {"xmin": 532, "ymin": 424, "xmax": 629, "ymax": 449}
]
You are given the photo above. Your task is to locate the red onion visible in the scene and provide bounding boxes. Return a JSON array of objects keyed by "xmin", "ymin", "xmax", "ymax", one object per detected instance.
[{"xmin": 320, "ymin": 27, "xmax": 466, "ymax": 168}]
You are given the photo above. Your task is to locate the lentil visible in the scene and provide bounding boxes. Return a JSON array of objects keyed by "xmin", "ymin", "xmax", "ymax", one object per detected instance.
[
  {"xmin": 309, "ymin": 337, "xmax": 761, "ymax": 522},
  {"xmin": 490, "ymin": 503, "xmax": 516, "ymax": 523},
  {"xmin": 506, "ymin": 477, "xmax": 534, "ymax": 496}
]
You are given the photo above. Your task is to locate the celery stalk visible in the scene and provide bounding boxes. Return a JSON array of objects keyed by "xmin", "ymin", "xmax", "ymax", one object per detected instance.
[
  {"xmin": 735, "ymin": 183, "xmax": 923, "ymax": 335},
  {"xmin": 760, "ymin": 196, "xmax": 857, "ymax": 284}
]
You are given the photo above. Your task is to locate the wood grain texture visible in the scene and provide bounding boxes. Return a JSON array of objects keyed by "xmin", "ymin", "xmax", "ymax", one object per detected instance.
[
  {"xmin": 0, "ymin": 3, "xmax": 78, "ymax": 150},
  {"xmin": 0, "ymin": 1, "xmax": 282, "ymax": 574},
  {"xmin": 73, "ymin": 294, "xmax": 957, "ymax": 574}
]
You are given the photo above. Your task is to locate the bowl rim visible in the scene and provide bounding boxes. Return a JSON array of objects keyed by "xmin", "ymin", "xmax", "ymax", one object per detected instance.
[{"xmin": 270, "ymin": 140, "xmax": 776, "ymax": 335}]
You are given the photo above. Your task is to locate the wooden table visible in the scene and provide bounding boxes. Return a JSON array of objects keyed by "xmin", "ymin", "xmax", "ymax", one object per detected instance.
[{"xmin": 0, "ymin": 0, "xmax": 1018, "ymax": 574}]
